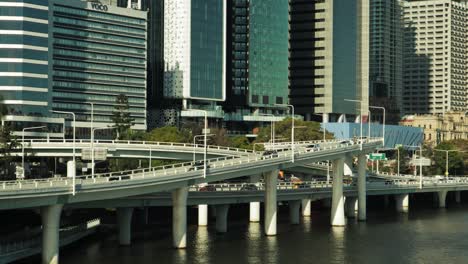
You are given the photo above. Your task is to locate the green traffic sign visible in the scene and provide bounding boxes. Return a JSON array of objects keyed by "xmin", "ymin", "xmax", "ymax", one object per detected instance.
[{"xmin": 369, "ymin": 153, "xmax": 386, "ymax": 160}]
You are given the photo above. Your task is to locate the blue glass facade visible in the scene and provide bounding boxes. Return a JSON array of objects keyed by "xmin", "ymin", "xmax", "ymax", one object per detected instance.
[{"xmin": 189, "ymin": 0, "xmax": 224, "ymax": 100}]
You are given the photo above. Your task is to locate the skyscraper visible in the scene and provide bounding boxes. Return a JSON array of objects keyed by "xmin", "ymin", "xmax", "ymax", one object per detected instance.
[
  {"xmin": 402, "ymin": 0, "xmax": 467, "ymax": 115},
  {"xmin": 0, "ymin": 0, "xmax": 149, "ymax": 137},
  {"xmin": 224, "ymin": 0, "xmax": 290, "ymax": 132},
  {"xmin": 289, "ymin": 0, "xmax": 370, "ymax": 122},
  {"xmin": 369, "ymin": 0, "xmax": 404, "ymax": 124},
  {"xmin": 159, "ymin": 0, "xmax": 226, "ymax": 126}
]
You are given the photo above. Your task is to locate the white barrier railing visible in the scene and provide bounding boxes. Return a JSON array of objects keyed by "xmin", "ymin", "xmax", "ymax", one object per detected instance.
[{"xmin": 0, "ymin": 139, "xmax": 383, "ymax": 193}]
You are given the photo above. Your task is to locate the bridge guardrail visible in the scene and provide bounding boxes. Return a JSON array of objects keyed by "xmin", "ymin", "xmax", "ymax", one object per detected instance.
[{"xmin": 0, "ymin": 139, "xmax": 383, "ymax": 193}]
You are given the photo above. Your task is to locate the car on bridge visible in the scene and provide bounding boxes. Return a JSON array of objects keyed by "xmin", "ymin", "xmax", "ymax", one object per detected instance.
[
  {"xmin": 189, "ymin": 160, "xmax": 211, "ymax": 172},
  {"xmin": 304, "ymin": 143, "xmax": 320, "ymax": 151},
  {"xmin": 262, "ymin": 150, "xmax": 278, "ymax": 158},
  {"xmin": 240, "ymin": 183, "xmax": 258, "ymax": 191}
]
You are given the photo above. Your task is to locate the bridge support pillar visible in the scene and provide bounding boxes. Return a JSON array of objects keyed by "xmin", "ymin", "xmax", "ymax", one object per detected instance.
[
  {"xmin": 264, "ymin": 170, "xmax": 278, "ymax": 236},
  {"xmin": 357, "ymin": 153, "xmax": 367, "ymax": 221},
  {"xmin": 395, "ymin": 194, "xmax": 409, "ymax": 213},
  {"xmin": 249, "ymin": 202, "xmax": 260, "ymax": 222},
  {"xmin": 198, "ymin": 204, "xmax": 208, "ymax": 226},
  {"xmin": 289, "ymin": 200, "xmax": 301, "ymax": 225},
  {"xmin": 215, "ymin": 204, "xmax": 229, "ymax": 233},
  {"xmin": 331, "ymin": 158, "xmax": 346, "ymax": 226},
  {"xmin": 345, "ymin": 197, "xmax": 357, "ymax": 218},
  {"xmin": 172, "ymin": 187, "xmax": 188, "ymax": 248},
  {"xmin": 344, "ymin": 155, "xmax": 353, "ymax": 176},
  {"xmin": 301, "ymin": 199, "xmax": 311, "ymax": 217},
  {"xmin": 41, "ymin": 204, "xmax": 63, "ymax": 264},
  {"xmin": 437, "ymin": 191, "xmax": 448, "ymax": 208},
  {"xmin": 117, "ymin": 207, "xmax": 134, "ymax": 245},
  {"xmin": 455, "ymin": 191, "xmax": 461, "ymax": 204}
]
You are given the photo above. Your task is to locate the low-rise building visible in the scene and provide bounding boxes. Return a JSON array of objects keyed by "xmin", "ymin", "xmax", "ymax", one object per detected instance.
[{"xmin": 399, "ymin": 112, "xmax": 468, "ymax": 144}]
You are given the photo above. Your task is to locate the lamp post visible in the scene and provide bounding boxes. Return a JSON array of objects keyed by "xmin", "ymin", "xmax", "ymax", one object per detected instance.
[
  {"xmin": 191, "ymin": 110, "xmax": 208, "ymax": 178},
  {"xmin": 21, "ymin": 126, "xmax": 46, "ymax": 179},
  {"xmin": 433, "ymin": 149, "xmax": 464, "ymax": 178},
  {"xmin": 403, "ymin": 144, "xmax": 423, "ymax": 189},
  {"xmin": 344, "ymin": 99, "xmax": 363, "ymax": 150},
  {"xmin": 91, "ymin": 127, "xmax": 116, "ymax": 177},
  {"xmin": 275, "ymin": 104, "xmax": 295, "ymax": 162},
  {"xmin": 312, "ymin": 113, "xmax": 330, "ymax": 182},
  {"xmin": 51, "ymin": 110, "xmax": 76, "ymax": 195},
  {"xmin": 193, "ymin": 134, "xmax": 214, "ymax": 162},
  {"xmin": 369, "ymin": 106, "xmax": 386, "ymax": 146},
  {"xmin": 259, "ymin": 113, "xmax": 276, "ymax": 145}
]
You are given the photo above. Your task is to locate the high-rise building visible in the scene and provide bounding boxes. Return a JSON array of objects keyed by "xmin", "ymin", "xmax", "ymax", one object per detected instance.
[
  {"xmin": 0, "ymin": 0, "xmax": 63, "ymax": 137},
  {"xmin": 224, "ymin": 0, "xmax": 290, "ymax": 132},
  {"xmin": 289, "ymin": 0, "xmax": 370, "ymax": 122},
  {"xmin": 402, "ymin": 0, "xmax": 467, "ymax": 115},
  {"xmin": 369, "ymin": 0, "xmax": 404, "ymax": 124},
  {"xmin": 156, "ymin": 0, "xmax": 226, "ymax": 126},
  {"xmin": 0, "ymin": 0, "xmax": 148, "ymax": 137}
]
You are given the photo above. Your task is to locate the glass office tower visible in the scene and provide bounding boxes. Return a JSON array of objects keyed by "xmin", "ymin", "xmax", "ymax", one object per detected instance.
[
  {"xmin": 224, "ymin": 0, "xmax": 289, "ymax": 132},
  {"xmin": 162, "ymin": 0, "xmax": 226, "ymax": 125},
  {"xmin": 0, "ymin": 0, "xmax": 63, "ymax": 136},
  {"xmin": 50, "ymin": 0, "xmax": 148, "ymax": 135},
  {"xmin": 289, "ymin": 0, "xmax": 370, "ymax": 122},
  {"xmin": 0, "ymin": 0, "xmax": 148, "ymax": 137}
]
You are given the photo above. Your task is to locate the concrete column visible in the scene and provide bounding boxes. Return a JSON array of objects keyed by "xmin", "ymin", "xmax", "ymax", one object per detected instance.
[
  {"xmin": 172, "ymin": 187, "xmax": 188, "ymax": 248},
  {"xmin": 357, "ymin": 153, "xmax": 367, "ymax": 221},
  {"xmin": 455, "ymin": 191, "xmax": 461, "ymax": 204},
  {"xmin": 117, "ymin": 207, "xmax": 134, "ymax": 246},
  {"xmin": 249, "ymin": 202, "xmax": 260, "ymax": 222},
  {"xmin": 41, "ymin": 204, "xmax": 63, "ymax": 264},
  {"xmin": 345, "ymin": 197, "xmax": 357, "ymax": 218},
  {"xmin": 215, "ymin": 204, "xmax": 229, "ymax": 233},
  {"xmin": 198, "ymin": 204, "xmax": 208, "ymax": 226},
  {"xmin": 264, "ymin": 170, "xmax": 278, "ymax": 236},
  {"xmin": 395, "ymin": 194, "xmax": 409, "ymax": 213},
  {"xmin": 301, "ymin": 199, "xmax": 311, "ymax": 217},
  {"xmin": 322, "ymin": 198, "xmax": 332, "ymax": 208},
  {"xmin": 437, "ymin": 191, "xmax": 448, "ymax": 208},
  {"xmin": 289, "ymin": 200, "xmax": 301, "ymax": 225},
  {"xmin": 344, "ymin": 155, "xmax": 353, "ymax": 176},
  {"xmin": 143, "ymin": 207, "xmax": 149, "ymax": 225},
  {"xmin": 331, "ymin": 158, "xmax": 346, "ymax": 226},
  {"xmin": 383, "ymin": 195, "xmax": 390, "ymax": 208}
]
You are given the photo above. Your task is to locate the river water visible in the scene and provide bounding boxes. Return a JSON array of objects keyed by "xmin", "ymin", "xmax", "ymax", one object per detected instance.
[{"xmin": 21, "ymin": 198, "xmax": 468, "ymax": 264}]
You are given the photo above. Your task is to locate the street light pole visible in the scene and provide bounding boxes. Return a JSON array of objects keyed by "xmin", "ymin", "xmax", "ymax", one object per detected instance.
[
  {"xmin": 369, "ymin": 106, "xmax": 386, "ymax": 146},
  {"xmin": 344, "ymin": 99, "xmax": 363, "ymax": 150},
  {"xmin": 51, "ymin": 110, "xmax": 76, "ymax": 195},
  {"xmin": 21, "ymin": 126, "xmax": 46, "ymax": 179},
  {"xmin": 91, "ymin": 127, "xmax": 115, "ymax": 177},
  {"xmin": 193, "ymin": 134, "xmax": 214, "ymax": 162},
  {"xmin": 275, "ymin": 104, "xmax": 295, "ymax": 162}
]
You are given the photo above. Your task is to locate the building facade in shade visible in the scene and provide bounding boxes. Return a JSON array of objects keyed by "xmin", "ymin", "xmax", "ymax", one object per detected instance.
[
  {"xmin": 0, "ymin": 0, "xmax": 63, "ymax": 137},
  {"xmin": 224, "ymin": 0, "xmax": 290, "ymax": 131},
  {"xmin": 158, "ymin": 0, "xmax": 225, "ymax": 126},
  {"xmin": 110, "ymin": 0, "xmax": 164, "ymax": 130},
  {"xmin": 402, "ymin": 0, "xmax": 467, "ymax": 115},
  {"xmin": 289, "ymin": 0, "xmax": 370, "ymax": 122},
  {"xmin": 369, "ymin": 0, "xmax": 404, "ymax": 124},
  {"xmin": 50, "ymin": 0, "xmax": 148, "ymax": 135},
  {"xmin": 0, "ymin": 0, "xmax": 148, "ymax": 137}
]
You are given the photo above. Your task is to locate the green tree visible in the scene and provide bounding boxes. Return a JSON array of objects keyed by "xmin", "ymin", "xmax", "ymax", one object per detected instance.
[
  {"xmin": 229, "ymin": 136, "xmax": 252, "ymax": 150},
  {"xmin": 0, "ymin": 99, "xmax": 18, "ymax": 180},
  {"xmin": 144, "ymin": 126, "xmax": 191, "ymax": 143},
  {"xmin": 111, "ymin": 94, "xmax": 134, "ymax": 140},
  {"xmin": 432, "ymin": 142, "xmax": 465, "ymax": 175},
  {"xmin": 254, "ymin": 118, "xmax": 333, "ymax": 144}
]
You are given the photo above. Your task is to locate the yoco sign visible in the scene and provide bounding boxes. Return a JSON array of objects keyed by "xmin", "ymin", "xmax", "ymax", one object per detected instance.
[{"xmin": 91, "ymin": 3, "xmax": 108, "ymax": 11}]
